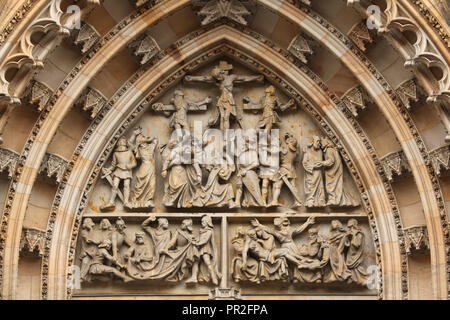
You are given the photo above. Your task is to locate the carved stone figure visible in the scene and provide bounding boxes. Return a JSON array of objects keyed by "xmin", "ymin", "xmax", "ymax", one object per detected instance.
[
  {"xmin": 111, "ymin": 218, "xmax": 132, "ymax": 265},
  {"xmin": 238, "ymin": 229, "xmax": 290, "ymax": 283},
  {"xmin": 185, "ymin": 61, "xmax": 264, "ymax": 130},
  {"xmin": 303, "ymin": 136, "xmax": 326, "ymax": 208},
  {"xmin": 242, "ymin": 228, "xmax": 304, "ymax": 268},
  {"xmin": 99, "ymin": 218, "xmax": 113, "ymax": 244},
  {"xmin": 152, "ymin": 90, "xmax": 212, "ymax": 132},
  {"xmin": 101, "ymin": 137, "xmax": 137, "ymax": 211},
  {"xmin": 231, "ymin": 227, "xmax": 259, "ymax": 282},
  {"xmin": 86, "ymin": 239, "xmax": 132, "ymax": 282},
  {"xmin": 129, "ymin": 127, "xmax": 158, "ymax": 209},
  {"xmin": 295, "ymin": 227, "xmax": 324, "ymax": 283},
  {"xmin": 79, "ymin": 218, "xmax": 99, "ymax": 282},
  {"xmin": 321, "ymin": 137, "xmax": 359, "ymax": 207},
  {"xmin": 232, "ymin": 135, "xmax": 265, "ymax": 208},
  {"xmin": 125, "ymin": 232, "xmax": 154, "ymax": 276},
  {"xmin": 198, "ymin": 136, "xmax": 235, "ymax": 207},
  {"xmin": 252, "ymin": 217, "xmax": 315, "ymax": 263},
  {"xmin": 323, "ymin": 220, "xmax": 352, "ymax": 283},
  {"xmin": 161, "ymin": 138, "xmax": 202, "ymax": 208},
  {"xmin": 141, "ymin": 216, "xmax": 173, "ymax": 269},
  {"xmin": 169, "ymin": 219, "xmax": 200, "ymax": 282},
  {"xmin": 270, "ymin": 133, "xmax": 302, "ymax": 207},
  {"xmin": 187, "ymin": 215, "xmax": 220, "ymax": 285},
  {"xmin": 259, "ymin": 141, "xmax": 279, "ymax": 206},
  {"xmin": 344, "ymin": 219, "xmax": 367, "ymax": 285},
  {"xmin": 243, "ymin": 85, "xmax": 295, "ymax": 133}
]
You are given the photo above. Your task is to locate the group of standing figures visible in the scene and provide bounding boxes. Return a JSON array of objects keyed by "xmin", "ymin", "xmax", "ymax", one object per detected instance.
[
  {"xmin": 99, "ymin": 60, "xmax": 359, "ymax": 211},
  {"xmin": 232, "ymin": 217, "xmax": 368, "ymax": 285},
  {"xmin": 79, "ymin": 215, "xmax": 220, "ymax": 285}
]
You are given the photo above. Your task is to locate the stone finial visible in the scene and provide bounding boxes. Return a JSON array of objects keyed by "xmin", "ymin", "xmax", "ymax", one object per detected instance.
[
  {"xmin": 0, "ymin": 147, "xmax": 20, "ymax": 178},
  {"xmin": 430, "ymin": 145, "xmax": 450, "ymax": 176},
  {"xmin": 396, "ymin": 79, "xmax": 420, "ymax": 110},
  {"xmin": 23, "ymin": 79, "xmax": 53, "ymax": 112},
  {"xmin": 20, "ymin": 228, "xmax": 46, "ymax": 257},
  {"xmin": 288, "ymin": 34, "xmax": 313, "ymax": 64},
  {"xmin": 404, "ymin": 225, "xmax": 430, "ymax": 255},
  {"xmin": 76, "ymin": 87, "xmax": 107, "ymax": 119},
  {"xmin": 39, "ymin": 153, "xmax": 68, "ymax": 184},
  {"xmin": 380, "ymin": 150, "xmax": 412, "ymax": 182},
  {"xmin": 194, "ymin": 0, "xmax": 252, "ymax": 26},
  {"xmin": 347, "ymin": 21, "xmax": 373, "ymax": 52},
  {"xmin": 209, "ymin": 288, "xmax": 242, "ymax": 300},
  {"xmin": 128, "ymin": 33, "xmax": 160, "ymax": 65},
  {"xmin": 74, "ymin": 22, "xmax": 100, "ymax": 53},
  {"xmin": 341, "ymin": 85, "xmax": 370, "ymax": 117}
]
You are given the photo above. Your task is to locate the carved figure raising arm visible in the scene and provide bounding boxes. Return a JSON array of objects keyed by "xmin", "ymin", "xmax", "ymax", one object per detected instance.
[
  {"xmin": 141, "ymin": 216, "xmax": 173, "ymax": 267},
  {"xmin": 243, "ymin": 85, "xmax": 296, "ymax": 133},
  {"xmin": 152, "ymin": 90, "xmax": 212, "ymax": 132},
  {"xmin": 185, "ymin": 61, "xmax": 264, "ymax": 130},
  {"xmin": 129, "ymin": 126, "xmax": 159, "ymax": 209}
]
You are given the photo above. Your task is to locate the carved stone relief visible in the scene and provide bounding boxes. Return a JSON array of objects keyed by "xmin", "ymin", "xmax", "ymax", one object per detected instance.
[
  {"xmin": 20, "ymin": 228, "xmax": 46, "ymax": 257},
  {"xmin": 380, "ymin": 150, "xmax": 412, "ymax": 182},
  {"xmin": 86, "ymin": 61, "xmax": 362, "ymax": 214},
  {"xmin": 404, "ymin": 225, "xmax": 430, "ymax": 255},
  {"xmin": 77, "ymin": 60, "xmax": 371, "ymax": 297},
  {"xmin": 193, "ymin": 0, "xmax": 253, "ymax": 26},
  {"xmin": 78, "ymin": 215, "xmax": 221, "ymax": 285},
  {"xmin": 287, "ymin": 34, "xmax": 314, "ymax": 64},
  {"xmin": 0, "ymin": 147, "xmax": 20, "ymax": 178},
  {"xmin": 39, "ymin": 152, "xmax": 68, "ymax": 184},
  {"xmin": 232, "ymin": 218, "xmax": 370, "ymax": 286}
]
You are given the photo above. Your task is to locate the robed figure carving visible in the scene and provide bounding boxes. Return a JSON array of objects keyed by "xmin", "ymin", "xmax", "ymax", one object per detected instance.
[
  {"xmin": 197, "ymin": 133, "xmax": 236, "ymax": 208},
  {"xmin": 161, "ymin": 138, "xmax": 202, "ymax": 208},
  {"xmin": 344, "ymin": 219, "xmax": 367, "ymax": 285},
  {"xmin": 303, "ymin": 136, "xmax": 326, "ymax": 208},
  {"xmin": 323, "ymin": 220, "xmax": 352, "ymax": 283},
  {"xmin": 320, "ymin": 137, "xmax": 359, "ymax": 207},
  {"xmin": 129, "ymin": 127, "xmax": 158, "ymax": 209},
  {"xmin": 185, "ymin": 61, "xmax": 264, "ymax": 131}
]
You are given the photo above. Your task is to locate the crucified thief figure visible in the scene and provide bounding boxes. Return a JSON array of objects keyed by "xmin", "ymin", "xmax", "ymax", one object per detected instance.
[{"xmin": 184, "ymin": 61, "xmax": 264, "ymax": 131}]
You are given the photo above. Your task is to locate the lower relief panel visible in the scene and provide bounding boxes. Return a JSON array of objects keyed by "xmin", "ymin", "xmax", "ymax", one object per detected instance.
[{"xmin": 73, "ymin": 214, "xmax": 377, "ymax": 299}]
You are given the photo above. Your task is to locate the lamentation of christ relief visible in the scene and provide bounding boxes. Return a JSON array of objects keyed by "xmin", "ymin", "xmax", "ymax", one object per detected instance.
[{"xmin": 185, "ymin": 61, "xmax": 264, "ymax": 131}]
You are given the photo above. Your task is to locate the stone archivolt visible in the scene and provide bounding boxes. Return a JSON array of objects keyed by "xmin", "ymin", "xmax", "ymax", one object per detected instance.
[{"xmin": 0, "ymin": 0, "xmax": 447, "ymax": 301}]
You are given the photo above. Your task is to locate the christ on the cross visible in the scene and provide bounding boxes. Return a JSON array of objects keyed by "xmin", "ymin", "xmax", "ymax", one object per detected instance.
[{"xmin": 185, "ymin": 61, "xmax": 264, "ymax": 131}]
